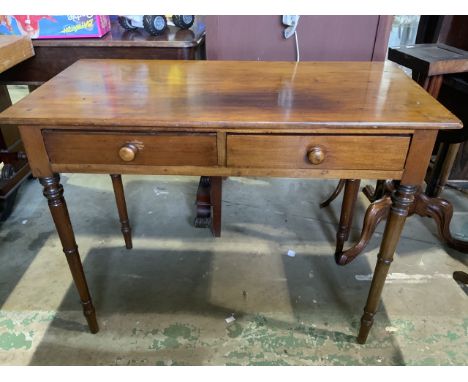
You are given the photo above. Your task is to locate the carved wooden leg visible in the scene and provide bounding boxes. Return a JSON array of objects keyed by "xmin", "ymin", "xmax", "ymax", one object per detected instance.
[
  {"xmin": 40, "ymin": 174, "xmax": 99, "ymax": 333},
  {"xmin": 335, "ymin": 179, "xmax": 361, "ymax": 254},
  {"xmin": 110, "ymin": 174, "xmax": 132, "ymax": 249},
  {"xmin": 357, "ymin": 184, "xmax": 416, "ymax": 344},
  {"xmin": 210, "ymin": 176, "xmax": 222, "ymax": 237},
  {"xmin": 363, "ymin": 179, "xmax": 394, "ymax": 202},
  {"xmin": 320, "ymin": 179, "xmax": 345, "ymax": 208},
  {"xmin": 336, "ymin": 195, "xmax": 392, "ymax": 265},
  {"xmin": 412, "ymin": 192, "xmax": 468, "ymax": 253},
  {"xmin": 194, "ymin": 176, "xmax": 212, "ymax": 228}
]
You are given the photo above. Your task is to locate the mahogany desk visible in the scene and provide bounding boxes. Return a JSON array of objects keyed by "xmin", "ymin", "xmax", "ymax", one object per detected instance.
[{"xmin": 0, "ymin": 59, "xmax": 460, "ymax": 344}]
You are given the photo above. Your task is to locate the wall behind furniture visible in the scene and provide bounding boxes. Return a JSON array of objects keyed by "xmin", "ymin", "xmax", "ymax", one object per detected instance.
[{"xmin": 205, "ymin": 15, "xmax": 392, "ymax": 61}]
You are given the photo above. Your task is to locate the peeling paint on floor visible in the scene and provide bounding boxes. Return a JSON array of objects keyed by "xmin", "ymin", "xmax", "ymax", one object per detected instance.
[{"xmin": 0, "ymin": 170, "xmax": 467, "ymax": 365}]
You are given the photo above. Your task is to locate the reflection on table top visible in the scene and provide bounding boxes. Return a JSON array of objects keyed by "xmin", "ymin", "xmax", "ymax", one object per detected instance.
[{"xmin": 0, "ymin": 59, "xmax": 461, "ymax": 130}]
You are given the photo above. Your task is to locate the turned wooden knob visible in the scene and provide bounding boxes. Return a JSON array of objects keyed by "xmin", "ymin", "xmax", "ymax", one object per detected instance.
[
  {"xmin": 307, "ymin": 146, "xmax": 325, "ymax": 165},
  {"xmin": 119, "ymin": 143, "xmax": 138, "ymax": 162}
]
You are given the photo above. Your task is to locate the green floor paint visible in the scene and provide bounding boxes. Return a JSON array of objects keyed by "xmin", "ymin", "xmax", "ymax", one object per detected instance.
[{"xmin": 0, "ymin": 332, "xmax": 32, "ymax": 351}]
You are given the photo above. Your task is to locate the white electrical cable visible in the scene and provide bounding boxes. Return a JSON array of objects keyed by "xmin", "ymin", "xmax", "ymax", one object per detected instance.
[{"xmin": 294, "ymin": 30, "xmax": 300, "ymax": 62}]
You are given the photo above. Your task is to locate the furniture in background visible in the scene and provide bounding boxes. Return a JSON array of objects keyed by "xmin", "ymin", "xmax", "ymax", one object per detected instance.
[
  {"xmin": 416, "ymin": 15, "xmax": 468, "ymax": 187},
  {"xmin": 0, "ymin": 18, "xmax": 206, "ymax": 221},
  {"xmin": 388, "ymin": 43, "xmax": 468, "ymax": 197},
  {"xmin": 0, "ymin": 35, "xmax": 34, "ymax": 220},
  {"xmin": 321, "ymin": 43, "xmax": 468, "ymax": 265},
  {"xmin": 0, "ymin": 18, "xmax": 206, "ymax": 85},
  {"xmin": 0, "ymin": 59, "xmax": 460, "ymax": 344}
]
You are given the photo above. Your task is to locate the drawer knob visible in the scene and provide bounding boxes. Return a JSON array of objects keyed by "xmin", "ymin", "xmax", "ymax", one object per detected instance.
[
  {"xmin": 119, "ymin": 144, "xmax": 138, "ymax": 162},
  {"xmin": 307, "ymin": 147, "xmax": 325, "ymax": 165}
]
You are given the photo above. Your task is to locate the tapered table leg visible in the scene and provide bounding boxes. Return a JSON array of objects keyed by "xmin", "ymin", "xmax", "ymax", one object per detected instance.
[
  {"xmin": 40, "ymin": 174, "xmax": 99, "ymax": 334},
  {"xmin": 357, "ymin": 184, "xmax": 416, "ymax": 344},
  {"xmin": 110, "ymin": 174, "xmax": 132, "ymax": 249},
  {"xmin": 335, "ymin": 179, "xmax": 361, "ymax": 254}
]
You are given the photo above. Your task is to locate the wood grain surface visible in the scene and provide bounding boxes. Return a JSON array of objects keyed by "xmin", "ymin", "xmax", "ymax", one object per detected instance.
[
  {"xmin": 0, "ymin": 60, "xmax": 461, "ymax": 129},
  {"xmin": 0, "ymin": 35, "xmax": 34, "ymax": 74},
  {"xmin": 226, "ymin": 134, "xmax": 410, "ymax": 170}
]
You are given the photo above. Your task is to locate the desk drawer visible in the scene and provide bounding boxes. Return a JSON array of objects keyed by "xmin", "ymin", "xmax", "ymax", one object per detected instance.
[
  {"xmin": 227, "ymin": 134, "xmax": 410, "ymax": 170},
  {"xmin": 43, "ymin": 130, "xmax": 218, "ymax": 166}
]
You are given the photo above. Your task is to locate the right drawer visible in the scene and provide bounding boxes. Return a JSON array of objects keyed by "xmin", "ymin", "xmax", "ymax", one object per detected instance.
[{"xmin": 226, "ymin": 134, "xmax": 411, "ymax": 170}]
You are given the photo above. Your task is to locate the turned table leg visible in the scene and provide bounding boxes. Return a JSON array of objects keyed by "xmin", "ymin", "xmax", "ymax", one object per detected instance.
[
  {"xmin": 110, "ymin": 174, "xmax": 132, "ymax": 249},
  {"xmin": 357, "ymin": 184, "xmax": 416, "ymax": 344},
  {"xmin": 40, "ymin": 174, "xmax": 99, "ymax": 333},
  {"xmin": 335, "ymin": 179, "xmax": 360, "ymax": 254}
]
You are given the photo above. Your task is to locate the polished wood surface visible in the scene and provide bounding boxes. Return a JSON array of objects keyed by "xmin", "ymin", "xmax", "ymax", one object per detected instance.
[
  {"xmin": 0, "ymin": 36, "xmax": 34, "ymax": 73},
  {"xmin": 0, "ymin": 59, "xmax": 461, "ymax": 344},
  {"xmin": 43, "ymin": 130, "xmax": 218, "ymax": 167},
  {"xmin": 0, "ymin": 60, "xmax": 460, "ymax": 129},
  {"xmin": 226, "ymin": 134, "xmax": 410, "ymax": 170}
]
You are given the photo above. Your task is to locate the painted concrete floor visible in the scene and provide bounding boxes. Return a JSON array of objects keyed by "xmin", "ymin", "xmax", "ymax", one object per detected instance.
[{"xmin": 0, "ymin": 173, "xmax": 467, "ymax": 365}]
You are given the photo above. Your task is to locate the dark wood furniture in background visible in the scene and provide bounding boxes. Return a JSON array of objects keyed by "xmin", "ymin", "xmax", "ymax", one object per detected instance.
[
  {"xmin": 0, "ymin": 19, "xmax": 206, "ymax": 85},
  {"xmin": 388, "ymin": 43, "xmax": 468, "ymax": 197},
  {"xmin": 322, "ymin": 43, "xmax": 468, "ymax": 264},
  {"xmin": 0, "ymin": 36, "xmax": 34, "ymax": 220},
  {"xmin": 0, "ymin": 18, "xmax": 206, "ymax": 221},
  {"xmin": 416, "ymin": 15, "xmax": 468, "ymax": 186},
  {"xmin": 0, "ymin": 59, "xmax": 460, "ymax": 344}
]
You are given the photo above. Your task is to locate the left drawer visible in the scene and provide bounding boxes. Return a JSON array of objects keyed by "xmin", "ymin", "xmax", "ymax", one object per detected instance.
[{"xmin": 43, "ymin": 130, "xmax": 218, "ymax": 166}]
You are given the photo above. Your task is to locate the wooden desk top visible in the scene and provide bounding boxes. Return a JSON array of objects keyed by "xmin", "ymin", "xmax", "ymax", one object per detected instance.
[
  {"xmin": 0, "ymin": 35, "xmax": 34, "ymax": 74},
  {"xmin": 388, "ymin": 44, "xmax": 468, "ymax": 76},
  {"xmin": 0, "ymin": 59, "xmax": 461, "ymax": 130}
]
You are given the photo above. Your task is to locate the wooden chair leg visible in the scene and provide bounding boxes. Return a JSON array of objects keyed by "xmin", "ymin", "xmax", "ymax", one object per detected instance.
[
  {"xmin": 110, "ymin": 174, "xmax": 132, "ymax": 249},
  {"xmin": 210, "ymin": 176, "xmax": 222, "ymax": 237},
  {"xmin": 335, "ymin": 179, "xmax": 361, "ymax": 254},
  {"xmin": 320, "ymin": 179, "xmax": 345, "ymax": 208}
]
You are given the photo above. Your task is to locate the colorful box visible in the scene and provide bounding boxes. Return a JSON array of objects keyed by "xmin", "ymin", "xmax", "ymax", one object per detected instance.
[{"xmin": 0, "ymin": 15, "xmax": 111, "ymax": 39}]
